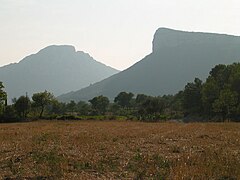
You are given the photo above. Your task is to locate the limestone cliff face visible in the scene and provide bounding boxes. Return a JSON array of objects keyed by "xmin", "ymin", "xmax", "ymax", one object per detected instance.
[{"xmin": 152, "ymin": 28, "xmax": 239, "ymax": 53}]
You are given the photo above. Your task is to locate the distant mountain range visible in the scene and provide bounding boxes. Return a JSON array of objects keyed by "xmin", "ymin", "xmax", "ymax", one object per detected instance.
[
  {"xmin": 58, "ymin": 28, "xmax": 240, "ymax": 102},
  {"xmin": 0, "ymin": 45, "xmax": 119, "ymax": 101}
]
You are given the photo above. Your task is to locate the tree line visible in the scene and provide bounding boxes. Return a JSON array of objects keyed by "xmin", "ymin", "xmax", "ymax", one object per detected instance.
[{"xmin": 1, "ymin": 63, "xmax": 240, "ymax": 123}]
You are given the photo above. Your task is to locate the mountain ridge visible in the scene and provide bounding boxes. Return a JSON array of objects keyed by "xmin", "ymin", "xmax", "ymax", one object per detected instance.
[
  {"xmin": 58, "ymin": 28, "xmax": 240, "ymax": 102},
  {"xmin": 0, "ymin": 45, "xmax": 119, "ymax": 102}
]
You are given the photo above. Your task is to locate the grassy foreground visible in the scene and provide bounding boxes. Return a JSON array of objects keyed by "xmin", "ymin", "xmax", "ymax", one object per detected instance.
[{"xmin": 0, "ymin": 120, "xmax": 240, "ymax": 179}]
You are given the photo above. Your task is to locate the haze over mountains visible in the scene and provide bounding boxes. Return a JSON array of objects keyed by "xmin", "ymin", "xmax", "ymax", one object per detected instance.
[
  {"xmin": 59, "ymin": 28, "xmax": 240, "ymax": 102},
  {"xmin": 0, "ymin": 45, "xmax": 119, "ymax": 101}
]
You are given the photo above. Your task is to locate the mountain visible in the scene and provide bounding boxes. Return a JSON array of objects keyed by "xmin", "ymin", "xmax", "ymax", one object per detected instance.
[
  {"xmin": 58, "ymin": 28, "xmax": 240, "ymax": 102},
  {"xmin": 0, "ymin": 45, "xmax": 119, "ymax": 101}
]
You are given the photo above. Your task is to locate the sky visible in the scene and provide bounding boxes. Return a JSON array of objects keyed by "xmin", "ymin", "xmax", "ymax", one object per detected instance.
[{"xmin": 0, "ymin": 0, "xmax": 239, "ymax": 70}]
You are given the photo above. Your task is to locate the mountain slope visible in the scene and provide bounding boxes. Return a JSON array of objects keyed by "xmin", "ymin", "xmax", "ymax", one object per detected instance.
[
  {"xmin": 58, "ymin": 28, "xmax": 240, "ymax": 102},
  {"xmin": 0, "ymin": 45, "xmax": 119, "ymax": 101}
]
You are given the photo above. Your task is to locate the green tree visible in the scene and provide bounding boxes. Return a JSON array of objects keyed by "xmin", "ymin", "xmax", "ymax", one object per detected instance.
[
  {"xmin": 66, "ymin": 100, "xmax": 76, "ymax": 114},
  {"xmin": 183, "ymin": 78, "xmax": 203, "ymax": 115},
  {"xmin": 47, "ymin": 99, "xmax": 66, "ymax": 115},
  {"xmin": 201, "ymin": 63, "xmax": 240, "ymax": 120},
  {"xmin": 76, "ymin": 101, "xmax": 91, "ymax": 115},
  {"xmin": 209, "ymin": 64, "xmax": 231, "ymax": 87},
  {"xmin": 0, "ymin": 82, "xmax": 7, "ymax": 115},
  {"xmin": 2, "ymin": 105, "xmax": 17, "ymax": 122},
  {"xmin": 213, "ymin": 89, "xmax": 238, "ymax": 121},
  {"xmin": 89, "ymin": 95, "xmax": 109, "ymax": 115},
  {"xmin": 114, "ymin": 92, "xmax": 134, "ymax": 108},
  {"xmin": 136, "ymin": 94, "xmax": 149, "ymax": 105},
  {"xmin": 201, "ymin": 77, "xmax": 220, "ymax": 116},
  {"xmin": 14, "ymin": 96, "xmax": 31, "ymax": 119},
  {"xmin": 228, "ymin": 63, "xmax": 240, "ymax": 96},
  {"xmin": 109, "ymin": 103, "xmax": 121, "ymax": 115},
  {"xmin": 32, "ymin": 91, "xmax": 54, "ymax": 118},
  {"xmin": 170, "ymin": 91, "xmax": 184, "ymax": 114},
  {"xmin": 138, "ymin": 97, "xmax": 165, "ymax": 120}
]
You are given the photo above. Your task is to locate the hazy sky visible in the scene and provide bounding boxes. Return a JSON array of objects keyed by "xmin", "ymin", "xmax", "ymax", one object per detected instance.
[{"xmin": 0, "ymin": 0, "xmax": 239, "ymax": 70}]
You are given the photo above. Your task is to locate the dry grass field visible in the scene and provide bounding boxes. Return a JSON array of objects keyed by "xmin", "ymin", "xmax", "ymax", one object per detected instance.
[{"xmin": 0, "ymin": 120, "xmax": 240, "ymax": 179}]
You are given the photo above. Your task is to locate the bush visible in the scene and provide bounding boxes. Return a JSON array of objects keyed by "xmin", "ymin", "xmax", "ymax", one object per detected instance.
[
  {"xmin": 0, "ymin": 105, "xmax": 19, "ymax": 123},
  {"xmin": 56, "ymin": 115, "xmax": 82, "ymax": 120}
]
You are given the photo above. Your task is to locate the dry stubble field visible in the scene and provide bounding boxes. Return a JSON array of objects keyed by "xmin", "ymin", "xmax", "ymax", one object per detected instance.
[{"xmin": 0, "ymin": 120, "xmax": 240, "ymax": 179}]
